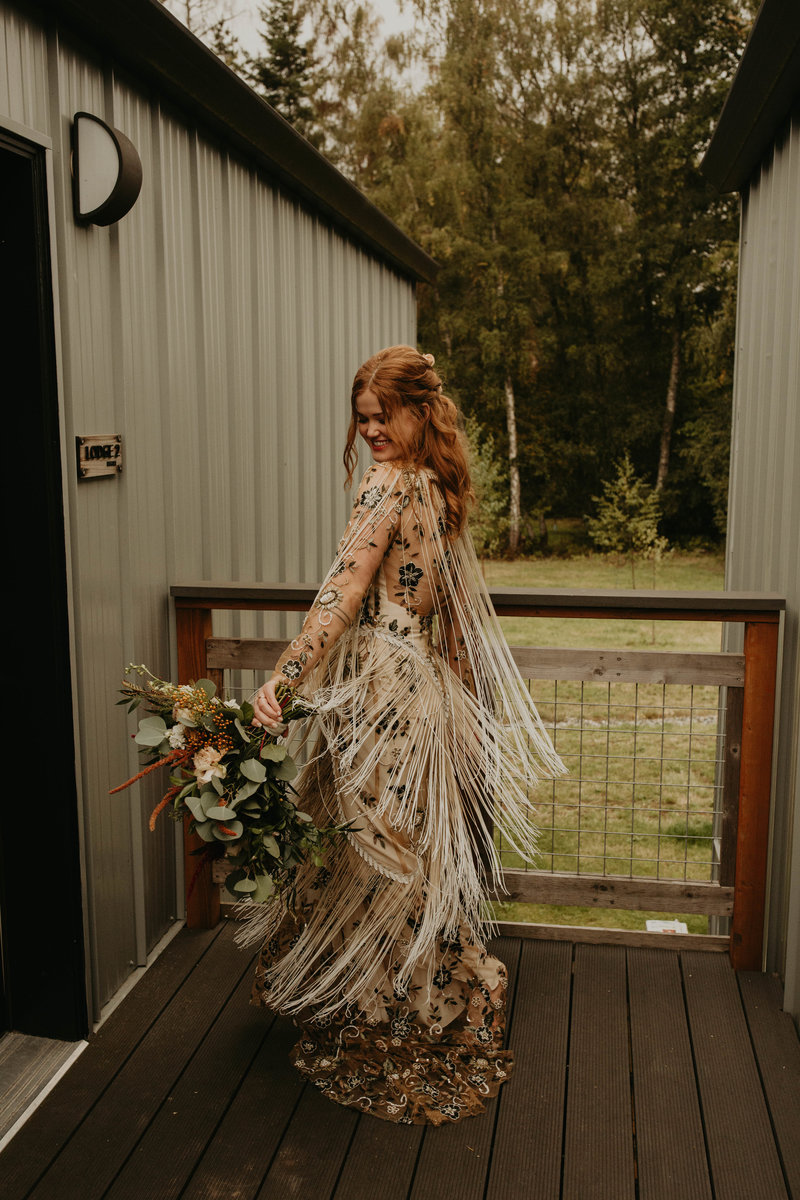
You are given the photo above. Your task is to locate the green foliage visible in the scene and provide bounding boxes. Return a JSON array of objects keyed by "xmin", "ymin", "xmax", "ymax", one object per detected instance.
[
  {"xmin": 248, "ymin": 0, "xmax": 319, "ymax": 141},
  {"xmin": 586, "ymin": 451, "xmax": 668, "ymax": 585},
  {"xmin": 163, "ymin": 0, "xmax": 247, "ymax": 71},
  {"xmin": 464, "ymin": 416, "xmax": 509, "ymax": 555},
  {"xmin": 206, "ymin": 16, "xmax": 247, "ymax": 72},
  {"xmin": 113, "ymin": 666, "xmax": 348, "ymax": 904},
  {"xmin": 240, "ymin": 0, "xmax": 754, "ymax": 543}
]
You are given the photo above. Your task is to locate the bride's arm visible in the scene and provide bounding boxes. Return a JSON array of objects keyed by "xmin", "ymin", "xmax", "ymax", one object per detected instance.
[{"xmin": 253, "ymin": 462, "xmax": 409, "ymax": 724}]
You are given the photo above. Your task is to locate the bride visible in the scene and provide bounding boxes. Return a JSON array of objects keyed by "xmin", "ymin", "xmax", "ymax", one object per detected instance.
[{"xmin": 249, "ymin": 345, "xmax": 565, "ymax": 1125}]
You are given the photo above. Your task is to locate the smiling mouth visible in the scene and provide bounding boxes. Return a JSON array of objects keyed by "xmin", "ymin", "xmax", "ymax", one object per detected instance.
[{"xmin": 371, "ymin": 440, "xmax": 390, "ymax": 448}]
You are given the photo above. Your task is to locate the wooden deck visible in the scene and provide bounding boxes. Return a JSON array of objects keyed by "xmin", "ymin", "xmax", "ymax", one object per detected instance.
[{"xmin": 2, "ymin": 921, "xmax": 798, "ymax": 1200}]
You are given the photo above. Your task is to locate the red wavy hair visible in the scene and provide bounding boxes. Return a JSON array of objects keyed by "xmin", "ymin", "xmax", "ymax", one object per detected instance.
[{"xmin": 343, "ymin": 345, "xmax": 474, "ymax": 536}]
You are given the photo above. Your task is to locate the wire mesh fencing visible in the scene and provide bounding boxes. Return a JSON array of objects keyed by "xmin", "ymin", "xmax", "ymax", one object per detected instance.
[{"xmin": 497, "ymin": 677, "xmax": 723, "ymax": 884}]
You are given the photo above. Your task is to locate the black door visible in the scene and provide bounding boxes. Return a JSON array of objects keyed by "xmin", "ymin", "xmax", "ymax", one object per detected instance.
[{"xmin": 0, "ymin": 131, "xmax": 88, "ymax": 1040}]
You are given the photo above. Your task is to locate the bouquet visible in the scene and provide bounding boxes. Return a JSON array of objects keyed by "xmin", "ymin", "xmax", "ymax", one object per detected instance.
[{"xmin": 111, "ymin": 664, "xmax": 345, "ymax": 904}]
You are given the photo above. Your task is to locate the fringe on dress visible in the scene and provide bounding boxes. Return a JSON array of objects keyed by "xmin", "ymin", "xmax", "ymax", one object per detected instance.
[{"xmin": 241, "ymin": 462, "xmax": 567, "ymax": 1125}]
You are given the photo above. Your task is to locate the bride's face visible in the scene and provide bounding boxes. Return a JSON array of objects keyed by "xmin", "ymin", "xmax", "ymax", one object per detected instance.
[{"xmin": 356, "ymin": 388, "xmax": 419, "ymax": 462}]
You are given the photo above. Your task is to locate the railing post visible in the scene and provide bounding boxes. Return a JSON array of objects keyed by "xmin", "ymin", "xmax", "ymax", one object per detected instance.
[
  {"xmin": 175, "ymin": 602, "xmax": 220, "ymax": 930},
  {"xmin": 730, "ymin": 618, "xmax": 780, "ymax": 969}
]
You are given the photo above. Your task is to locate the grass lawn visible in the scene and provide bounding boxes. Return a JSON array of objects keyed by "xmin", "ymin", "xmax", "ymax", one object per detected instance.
[
  {"xmin": 482, "ymin": 550, "xmax": 725, "ymax": 652},
  {"xmin": 484, "ymin": 549, "xmax": 726, "ymax": 936}
]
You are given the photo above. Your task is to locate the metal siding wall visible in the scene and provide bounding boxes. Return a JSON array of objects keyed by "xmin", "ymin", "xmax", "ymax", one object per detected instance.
[
  {"xmin": 1, "ymin": 2, "xmax": 417, "ymax": 1016},
  {"xmin": 725, "ymin": 113, "xmax": 800, "ymax": 1003},
  {"xmin": 0, "ymin": 2, "xmax": 49, "ymax": 129}
]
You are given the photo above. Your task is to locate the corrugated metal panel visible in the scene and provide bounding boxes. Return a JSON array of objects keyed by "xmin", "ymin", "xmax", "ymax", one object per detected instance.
[
  {"xmin": 725, "ymin": 112, "xmax": 800, "ymax": 1000},
  {"xmin": 1, "ymin": 2, "xmax": 416, "ymax": 1016},
  {"xmin": 0, "ymin": 2, "xmax": 49, "ymax": 131}
]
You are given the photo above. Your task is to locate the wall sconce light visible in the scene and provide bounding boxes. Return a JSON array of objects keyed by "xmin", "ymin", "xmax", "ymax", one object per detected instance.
[{"xmin": 72, "ymin": 112, "xmax": 142, "ymax": 225}]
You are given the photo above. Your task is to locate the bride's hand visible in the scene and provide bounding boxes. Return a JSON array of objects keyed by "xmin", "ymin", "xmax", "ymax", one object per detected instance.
[{"xmin": 253, "ymin": 677, "xmax": 284, "ymax": 727}]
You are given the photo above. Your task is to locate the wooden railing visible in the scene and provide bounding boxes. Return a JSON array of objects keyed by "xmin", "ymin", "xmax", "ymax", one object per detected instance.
[{"xmin": 171, "ymin": 583, "xmax": 784, "ymax": 970}]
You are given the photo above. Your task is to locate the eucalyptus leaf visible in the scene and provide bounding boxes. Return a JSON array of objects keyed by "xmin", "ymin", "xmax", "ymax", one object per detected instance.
[
  {"xmin": 206, "ymin": 804, "xmax": 235, "ymax": 820},
  {"xmin": 240, "ymin": 759, "xmax": 267, "ymax": 783},
  {"xmin": 295, "ymin": 811, "xmax": 313, "ymax": 823},
  {"xmin": 185, "ymin": 795, "xmax": 209, "ymax": 823},
  {"xmin": 193, "ymin": 820, "xmax": 217, "ymax": 842},
  {"xmin": 237, "ymin": 800, "xmax": 262, "ymax": 816},
  {"xmin": 262, "ymin": 834, "xmax": 280, "ymax": 858},
  {"xmin": 240, "ymin": 700, "xmax": 254, "ymax": 723},
  {"xmin": 234, "ymin": 780, "xmax": 258, "ymax": 803},
  {"xmin": 274, "ymin": 758, "xmax": 298, "ymax": 781},
  {"xmin": 211, "ymin": 773, "xmax": 225, "ymax": 795},
  {"xmin": 196, "ymin": 678, "xmax": 217, "ymax": 699},
  {"xmin": 260, "ymin": 742, "xmax": 287, "ymax": 762},
  {"xmin": 251, "ymin": 873, "xmax": 276, "ymax": 902},
  {"xmin": 134, "ymin": 728, "xmax": 168, "ymax": 747},
  {"xmin": 232, "ymin": 876, "xmax": 258, "ymax": 893},
  {"xmin": 212, "ymin": 819, "xmax": 243, "ymax": 841},
  {"xmin": 138, "ymin": 715, "xmax": 167, "ymax": 731},
  {"xmin": 223, "ymin": 868, "xmax": 245, "ymax": 896},
  {"xmin": 234, "ymin": 719, "xmax": 250, "ymax": 743}
]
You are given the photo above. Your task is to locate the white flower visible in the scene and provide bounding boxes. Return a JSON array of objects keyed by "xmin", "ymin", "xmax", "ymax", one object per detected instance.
[
  {"xmin": 168, "ymin": 725, "xmax": 186, "ymax": 749},
  {"xmin": 192, "ymin": 745, "xmax": 227, "ymax": 783},
  {"xmin": 223, "ymin": 699, "xmax": 239, "ymax": 709},
  {"xmin": 173, "ymin": 705, "xmax": 195, "ymax": 725}
]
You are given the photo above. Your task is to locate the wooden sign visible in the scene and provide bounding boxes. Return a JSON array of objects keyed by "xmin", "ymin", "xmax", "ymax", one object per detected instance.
[{"xmin": 76, "ymin": 434, "xmax": 123, "ymax": 479}]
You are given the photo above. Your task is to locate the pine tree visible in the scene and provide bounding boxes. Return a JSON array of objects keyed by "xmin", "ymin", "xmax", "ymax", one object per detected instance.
[
  {"xmin": 207, "ymin": 16, "xmax": 247, "ymax": 73},
  {"xmin": 586, "ymin": 452, "xmax": 668, "ymax": 587},
  {"xmin": 250, "ymin": 0, "xmax": 318, "ymax": 142},
  {"xmin": 464, "ymin": 416, "xmax": 509, "ymax": 555}
]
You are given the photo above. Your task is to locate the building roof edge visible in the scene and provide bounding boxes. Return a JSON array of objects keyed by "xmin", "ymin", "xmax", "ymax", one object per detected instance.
[
  {"xmin": 38, "ymin": 0, "xmax": 438, "ymax": 282},
  {"xmin": 701, "ymin": 0, "xmax": 800, "ymax": 193}
]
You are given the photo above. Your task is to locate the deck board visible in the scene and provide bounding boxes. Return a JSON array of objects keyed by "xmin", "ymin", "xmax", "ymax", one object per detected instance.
[
  {"xmin": 180, "ymin": 1013, "xmax": 305, "ymax": 1200},
  {"xmin": 256, "ymin": 1080, "xmax": 359, "ymax": 1199},
  {"xmin": 682, "ymin": 951, "xmax": 788, "ymax": 1200},
  {"xmin": 28, "ymin": 924, "xmax": 250, "ymax": 1200},
  {"xmin": 332, "ymin": 1116, "xmax": 424, "ymax": 1200},
  {"xmin": 486, "ymin": 940, "xmax": 572, "ymax": 1200},
  {"xmin": 408, "ymin": 938, "xmax": 522, "ymax": 1200},
  {"xmin": 103, "ymin": 965, "xmax": 267, "ymax": 1200},
  {"xmin": 627, "ymin": 948, "xmax": 712, "ymax": 1200},
  {"xmin": 738, "ymin": 971, "xmax": 800, "ymax": 1199},
  {"xmin": 562, "ymin": 945, "xmax": 636, "ymax": 1200},
  {"xmin": 0, "ymin": 924, "xmax": 222, "ymax": 1200},
  {"xmin": 1, "ymin": 924, "xmax": 797, "ymax": 1200}
]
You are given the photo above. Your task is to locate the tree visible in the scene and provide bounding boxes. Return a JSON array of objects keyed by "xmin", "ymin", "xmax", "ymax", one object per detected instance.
[
  {"xmin": 207, "ymin": 16, "xmax": 247, "ymax": 73},
  {"xmin": 161, "ymin": 0, "xmax": 247, "ymax": 72},
  {"xmin": 249, "ymin": 0, "xmax": 319, "ymax": 141},
  {"xmin": 595, "ymin": 0, "xmax": 753, "ymax": 499},
  {"xmin": 282, "ymin": 0, "xmax": 754, "ymax": 550},
  {"xmin": 586, "ymin": 451, "xmax": 668, "ymax": 586},
  {"xmin": 464, "ymin": 416, "xmax": 509, "ymax": 555}
]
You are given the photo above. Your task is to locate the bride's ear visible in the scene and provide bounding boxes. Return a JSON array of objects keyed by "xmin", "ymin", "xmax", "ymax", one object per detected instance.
[{"xmin": 420, "ymin": 403, "xmax": 430, "ymax": 420}]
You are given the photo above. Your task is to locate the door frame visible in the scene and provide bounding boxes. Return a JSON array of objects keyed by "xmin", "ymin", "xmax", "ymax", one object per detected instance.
[{"xmin": 0, "ymin": 117, "xmax": 90, "ymax": 1040}]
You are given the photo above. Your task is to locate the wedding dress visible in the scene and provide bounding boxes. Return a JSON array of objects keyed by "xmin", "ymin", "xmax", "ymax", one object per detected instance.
[{"xmin": 244, "ymin": 460, "xmax": 565, "ymax": 1124}]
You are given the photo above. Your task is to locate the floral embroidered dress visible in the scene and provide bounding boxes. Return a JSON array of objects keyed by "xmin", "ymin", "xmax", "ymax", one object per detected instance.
[{"xmin": 245, "ymin": 461, "xmax": 565, "ymax": 1125}]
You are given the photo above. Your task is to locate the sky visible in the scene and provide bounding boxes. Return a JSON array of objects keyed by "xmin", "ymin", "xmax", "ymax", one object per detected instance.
[{"xmin": 229, "ymin": 0, "xmax": 414, "ymax": 55}]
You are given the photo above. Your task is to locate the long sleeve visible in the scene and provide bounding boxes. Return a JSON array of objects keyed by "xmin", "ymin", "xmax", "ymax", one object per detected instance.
[{"xmin": 272, "ymin": 462, "xmax": 410, "ymax": 690}]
